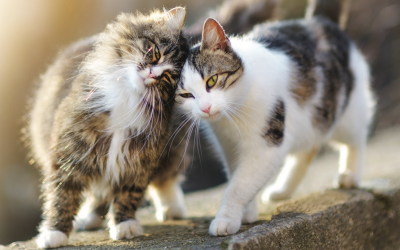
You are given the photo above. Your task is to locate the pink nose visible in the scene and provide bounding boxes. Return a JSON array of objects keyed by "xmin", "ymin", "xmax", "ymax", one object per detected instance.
[
  {"xmin": 201, "ymin": 105, "xmax": 211, "ymax": 114},
  {"xmin": 148, "ymin": 68, "xmax": 156, "ymax": 78}
]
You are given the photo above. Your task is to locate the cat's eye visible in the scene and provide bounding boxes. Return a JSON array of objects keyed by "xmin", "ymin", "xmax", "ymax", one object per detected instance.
[
  {"xmin": 154, "ymin": 46, "xmax": 160, "ymax": 60},
  {"xmin": 207, "ymin": 74, "xmax": 218, "ymax": 89},
  {"xmin": 180, "ymin": 93, "xmax": 194, "ymax": 98}
]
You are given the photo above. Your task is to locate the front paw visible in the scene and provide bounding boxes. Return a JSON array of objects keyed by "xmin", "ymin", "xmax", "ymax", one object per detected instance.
[
  {"xmin": 242, "ymin": 202, "xmax": 258, "ymax": 224},
  {"xmin": 337, "ymin": 172, "xmax": 359, "ymax": 189},
  {"xmin": 36, "ymin": 229, "xmax": 68, "ymax": 249},
  {"xmin": 74, "ymin": 212, "xmax": 104, "ymax": 231},
  {"xmin": 109, "ymin": 219, "xmax": 143, "ymax": 240},
  {"xmin": 209, "ymin": 217, "xmax": 241, "ymax": 236},
  {"xmin": 261, "ymin": 186, "xmax": 292, "ymax": 203},
  {"xmin": 156, "ymin": 204, "xmax": 187, "ymax": 222}
]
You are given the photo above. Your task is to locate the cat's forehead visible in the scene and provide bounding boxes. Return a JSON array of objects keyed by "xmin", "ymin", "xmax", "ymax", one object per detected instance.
[
  {"xmin": 187, "ymin": 46, "xmax": 242, "ymax": 78},
  {"xmin": 110, "ymin": 13, "xmax": 180, "ymax": 46},
  {"xmin": 136, "ymin": 27, "xmax": 176, "ymax": 45}
]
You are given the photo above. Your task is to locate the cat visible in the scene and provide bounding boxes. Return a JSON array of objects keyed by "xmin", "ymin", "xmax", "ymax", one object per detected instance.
[
  {"xmin": 176, "ymin": 17, "xmax": 375, "ymax": 236},
  {"xmin": 28, "ymin": 7, "xmax": 189, "ymax": 248}
]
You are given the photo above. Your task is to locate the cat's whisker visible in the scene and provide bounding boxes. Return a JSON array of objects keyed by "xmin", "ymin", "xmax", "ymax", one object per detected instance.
[
  {"xmin": 194, "ymin": 119, "xmax": 202, "ymax": 163},
  {"xmin": 165, "ymin": 113, "xmax": 193, "ymax": 152},
  {"xmin": 128, "ymin": 90, "xmax": 152, "ymax": 137},
  {"xmin": 118, "ymin": 42, "xmax": 143, "ymax": 57},
  {"xmin": 225, "ymin": 106, "xmax": 257, "ymax": 133},
  {"xmin": 157, "ymin": 113, "xmax": 192, "ymax": 163},
  {"xmin": 114, "ymin": 46, "xmax": 146, "ymax": 66},
  {"xmin": 155, "ymin": 88, "xmax": 163, "ymax": 141},
  {"xmin": 224, "ymin": 99, "xmax": 260, "ymax": 112},
  {"xmin": 224, "ymin": 102, "xmax": 260, "ymax": 127},
  {"xmin": 176, "ymin": 118, "xmax": 196, "ymax": 172},
  {"xmin": 225, "ymin": 108, "xmax": 250, "ymax": 133},
  {"xmin": 223, "ymin": 110, "xmax": 243, "ymax": 140},
  {"xmin": 144, "ymin": 87, "xmax": 159, "ymax": 143}
]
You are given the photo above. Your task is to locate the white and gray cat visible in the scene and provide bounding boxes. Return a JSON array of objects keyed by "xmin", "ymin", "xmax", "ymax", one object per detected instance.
[{"xmin": 176, "ymin": 17, "xmax": 374, "ymax": 236}]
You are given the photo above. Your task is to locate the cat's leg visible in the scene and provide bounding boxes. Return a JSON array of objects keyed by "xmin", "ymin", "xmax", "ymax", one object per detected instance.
[
  {"xmin": 331, "ymin": 97, "xmax": 369, "ymax": 188},
  {"xmin": 242, "ymin": 197, "xmax": 258, "ymax": 224},
  {"xmin": 209, "ymin": 145, "xmax": 284, "ymax": 236},
  {"xmin": 331, "ymin": 120, "xmax": 367, "ymax": 188},
  {"xmin": 36, "ymin": 172, "xmax": 86, "ymax": 249},
  {"xmin": 149, "ymin": 174, "xmax": 186, "ymax": 222},
  {"xmin": 108, "ymin": 183, "xmax": 146, "ymax": 240},
  {"xmin": 148, "ymin": 121, "xmax": 189, "ymax": 222},
  {"xmin": 74, "ymin": 194, "xmax": 108, "ymax": 231},
  {"xmin": 262, "ymin": 148, "xmax": 317, "ymax": 202},
  {"xmin": 334, "ymin": 142, "xmax": 365, "ymax": 188}
]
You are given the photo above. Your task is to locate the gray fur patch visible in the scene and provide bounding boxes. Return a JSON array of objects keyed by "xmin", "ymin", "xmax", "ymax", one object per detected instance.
[
  {"xmin": 252, "ymin": 17, "xmax": 354, "ymax": 131},
  {"xmin": 254, "ymin": 20, "xmax": 318, "ymax": 106},
  {"xmin": 263, "ymin": 100, "xmax": 285, "ymax": 146},
  {"xmin": 312, "ymin": 17, "xmax": 353, "ymax": 130}
]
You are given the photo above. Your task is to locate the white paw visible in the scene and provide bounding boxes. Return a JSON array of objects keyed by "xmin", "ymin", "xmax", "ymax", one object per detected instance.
[
  {"xmin": 209, "ymin": 217, "xmax": 241, "ymax": 236},
  {"xmin": 261, "ymin": 186, "xmax": 291, "ymax": 203},
  {"xmin": 109, "ymin": 219, "xmax": 143, "ymax": 240},
  {"xmin": 74, "ymin": 212, "xmax": 104, "ymax": 231},
  {"xmin": 36, "ymin": 229, "xmax": 68, "ymax": 249},
  {"xmin": 156, "ymin": 204, "xmax": 187, "ymax": 222},
  {"xmin": 337, "ymin": 172, "xmax": 359, "ymax": 189},
  {"xmin": 242, "ymin": 202, "xmax": 258, "ymax": 224}
]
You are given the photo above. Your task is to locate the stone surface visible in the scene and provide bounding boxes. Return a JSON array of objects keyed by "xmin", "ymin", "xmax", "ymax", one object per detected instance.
[
  {"xmin": 229, "ymin": 189, "xmax": 400, "ymax": 250},
  {"xmin": 3, "ymin": 126, "xmax": 400, "ymax": 249}
]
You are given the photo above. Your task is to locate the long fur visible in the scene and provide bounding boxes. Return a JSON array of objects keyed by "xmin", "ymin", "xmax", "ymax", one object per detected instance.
[{"xmin": 29, "ymin": 8, "xmax": 190, "ymax": 248}]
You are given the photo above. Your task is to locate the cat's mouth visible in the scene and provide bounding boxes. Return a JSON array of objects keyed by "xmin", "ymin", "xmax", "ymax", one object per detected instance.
[
  {"xmin": 137, "ymin": 74, "xmax": 157, "ymax": 87},
  {"xmin": 144, "ymin": 78, "xmax": 156, "ymax": 85},
  {"xmin": 138, "ymin": 68, "xmax": 158, "ymax": 86},
  {"xmin": 202, "ymin": 112, "xmax": 220, "ymax": 120}
]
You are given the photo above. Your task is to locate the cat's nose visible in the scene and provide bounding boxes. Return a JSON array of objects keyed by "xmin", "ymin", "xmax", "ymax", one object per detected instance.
[
  {"xmin": 148, "ymin": 68, "xmax": 156, "ymax": 78},
  {"xmin": 201, "ymin": 105, "xmax": 211, "ymax": 114}
]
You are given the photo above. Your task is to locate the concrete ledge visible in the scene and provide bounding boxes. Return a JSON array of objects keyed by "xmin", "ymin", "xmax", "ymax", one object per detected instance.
[
  {"xmin": 4, "ymin": 127, "xmax": 400, "ymax": 249},
  {"xmin": 228, "ymin": 189, "xmax": 400, "ymax": 250},
  {"xmin": 4, "ymin": 188, "xmax": 400, "ymax": 250}
]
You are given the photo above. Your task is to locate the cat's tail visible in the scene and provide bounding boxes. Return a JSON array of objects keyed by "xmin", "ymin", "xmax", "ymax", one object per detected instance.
[
  {"xmin": 305, "ymin": 0, "xmax": 351, "ymax": 29},
  {"xmin": 183, "ymin": 0, "xmax": 279, "ymax": 45}
]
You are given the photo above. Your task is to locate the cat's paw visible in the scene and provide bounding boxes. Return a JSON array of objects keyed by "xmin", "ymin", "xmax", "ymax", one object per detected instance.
[
  {"xmin": 74, "ymin": 212, "xmax": 104, "ymax": 231},
  {"xmin": 109, "ymin": 219, "xmax": 143, "ymax": 240},
  {"xmin": 155, "ymin": 204, "xmax": 187, "ymax": 222},
  {"xmin": 242, "ymin": 202, "xmax": 258, "ymax": 224},
  {"xmin": 261, "ymin": 186, "xmax": 291, "ymax": 203},
  {"xmin": 337, "ymin": 172, "xmax": 359, "ymax": 189},
  {"xmin": 209, "ymin": 217, "xmax": 241, "ymax": 236},
  {"xmin": 36, "ymin": 229, "xmax": 68, "ymax": 249}
]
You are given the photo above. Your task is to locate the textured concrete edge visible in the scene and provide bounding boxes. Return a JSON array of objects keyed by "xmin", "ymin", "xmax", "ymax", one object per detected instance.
[{"xmin": 227, "ymin": 189, "xmax": 400, "ymax": 250}]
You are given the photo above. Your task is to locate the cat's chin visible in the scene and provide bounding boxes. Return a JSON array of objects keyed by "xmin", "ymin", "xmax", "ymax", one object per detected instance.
[
  {"xmin": 131, "ymin": 78, "xmax": 146, "ymax": 94},
  {"xmin": 200, "ymin": 112, "xmax": 221, "ymax": 121},
  {"xmin": 144, "ymin": 78, "xmax": 156, "ymax": 85}
]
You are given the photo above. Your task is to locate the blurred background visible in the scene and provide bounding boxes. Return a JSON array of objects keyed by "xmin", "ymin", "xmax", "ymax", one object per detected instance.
[{"xmin": 0, "ymin": 0, "xmax": 398, "ymax": 245}]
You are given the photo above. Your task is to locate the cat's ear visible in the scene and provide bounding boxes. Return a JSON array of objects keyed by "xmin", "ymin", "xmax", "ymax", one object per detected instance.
[
  {"xmin": 201, "ymin": 18, "xmax": 231, "ymax": 52},
  {"xmin": 163, "ymin": 7, "xmax": 186, "ymax": 33}
]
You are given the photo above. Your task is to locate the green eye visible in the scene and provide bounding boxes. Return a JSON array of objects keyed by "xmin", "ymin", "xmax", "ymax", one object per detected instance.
[
  {"xmin": 180, "ymin": 93, "xmax": 194, "ymax": 98},
  {"xmin": 155, "ymin": 46, "xmax": 160, "ymax": 60},
  {"xmin": 207, "ymin": 74, "xmax": 218, "ymax": 89}
]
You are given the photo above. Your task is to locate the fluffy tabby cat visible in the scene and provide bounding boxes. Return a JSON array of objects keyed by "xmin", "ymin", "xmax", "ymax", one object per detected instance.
[
  {"xmin": 29, "ymin": 8, "xmax": 189, "ymax": 248},
  {"xmin": 177, "ymin": 17, "xmax": 374, "ymax": 236}
]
